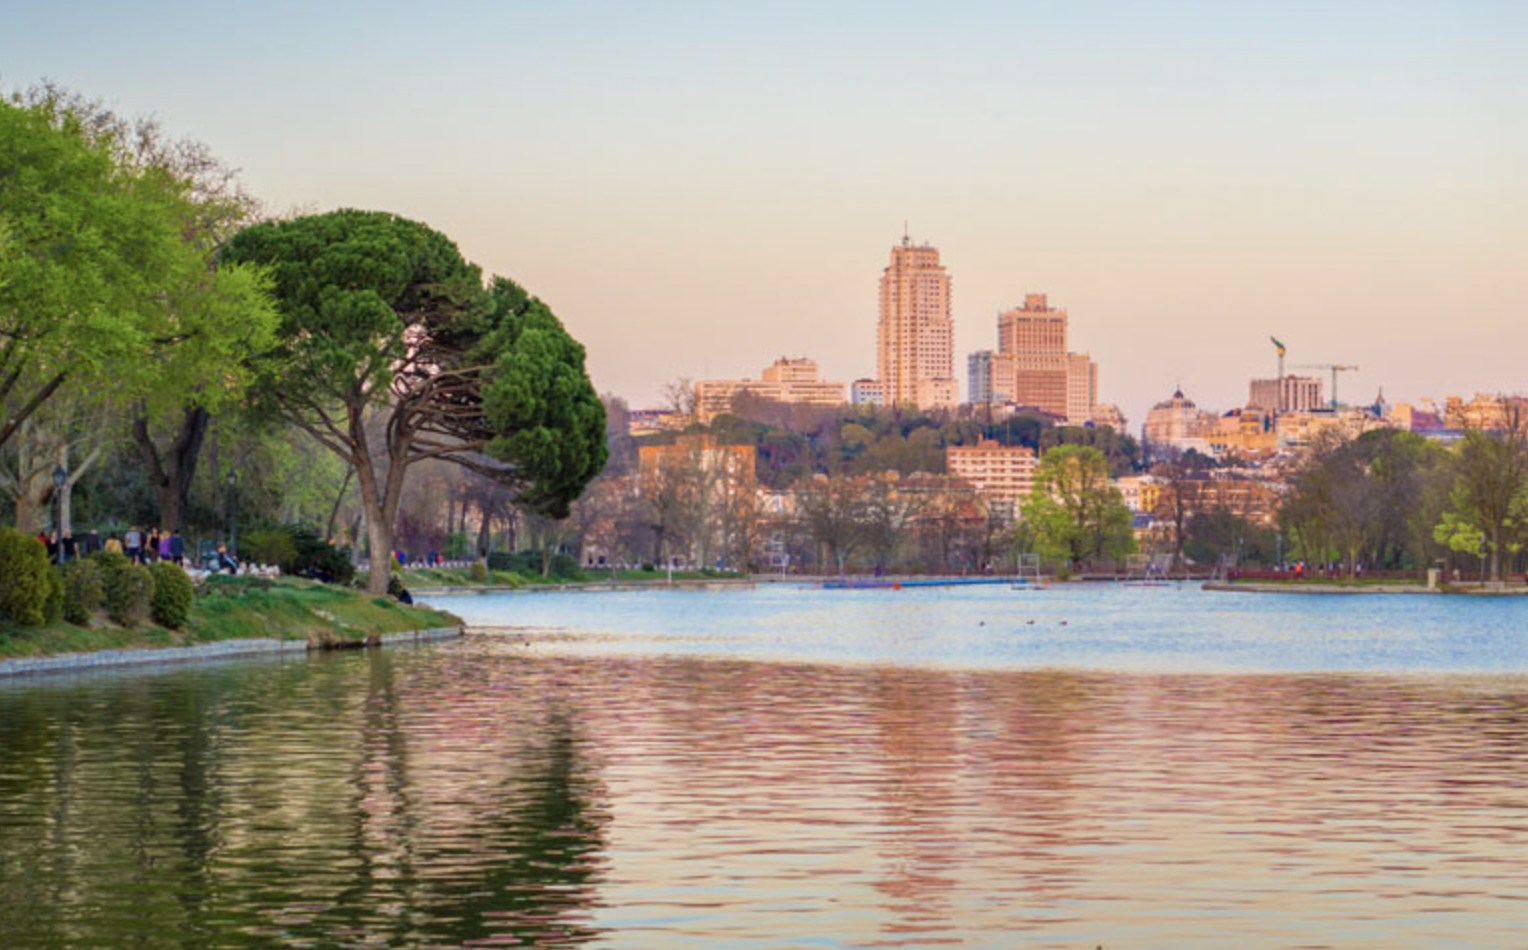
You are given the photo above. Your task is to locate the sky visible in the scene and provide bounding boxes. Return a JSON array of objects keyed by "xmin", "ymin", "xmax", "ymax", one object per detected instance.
[{"xmin": 4, "ymin": 0, "xmax": 1524, "ymax": 427}]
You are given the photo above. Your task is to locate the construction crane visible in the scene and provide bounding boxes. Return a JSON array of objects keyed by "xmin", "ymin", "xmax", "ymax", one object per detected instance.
[{"xmin": 1292, "ymin": 364, "xmax": 1359, "ymax": 410}]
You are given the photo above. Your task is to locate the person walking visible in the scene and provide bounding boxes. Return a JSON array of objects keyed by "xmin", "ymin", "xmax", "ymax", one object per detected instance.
[
  {"xmin": 125, "ymin": 526, "xmax": 142, "ymax": 564},
  {"xmin": 104, "ymin": 533, "xmax": 124, "ymax": 555},
  {"xmin": 159, "ymin": 531, "xmax": 173, "ymax": 564},
  {"xmin": 143, "ymin": 529, "xmax": 160, "ymax": 564},
  {"xmin": 169, "ymin": 529, "xmax": 185, "ymax": 567},
  {"xmin": 60, "ymin": 532, "xmax": 76, "ymax": 563}
]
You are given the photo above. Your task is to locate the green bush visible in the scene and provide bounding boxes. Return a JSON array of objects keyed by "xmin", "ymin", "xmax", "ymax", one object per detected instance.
[
  {"xmin": 469, "ymin": 561, "xmax": 488, "ymax": 582},
  {"xmin": 44, "ymin": 571, "xmax": 64, "ymax": 624},
  {"xmin": 289, "ymin": 525, "xmax": 355, "ymax": 586},
  {"xmin": 104, "ymin": 563, "xmax": 154, "ymax": 627},
  {"xmin": 89, "ymin": 549, "xmax": 130, "ymax": 572},
  {"xmin": 446, "ymin": 532, "xmax": 473, "ymax": 560},
  {"xmin": 63, "ymin": 559, "xmax": 107, "ymax": 626},
  {"xmin": 0, "ymin": 528, "xmax": 62, "ymax": 626},
  {"xmin": 242, "ymin": 526, "xmax": 299, "ymax": 570},
  {"xmin": 148, "ymin": 562, "xmax": 194, "ymax": 629},
  {"xmin": 231, "ymin": 524, "xmax": 354, "ymax": 586},
  {"xmin": 549, "ymin": 553, "xmax": 581, "ymax": 579},
  {"xmin": 485, "ymin": 550, "xmax": 582, "ymax": 579}
]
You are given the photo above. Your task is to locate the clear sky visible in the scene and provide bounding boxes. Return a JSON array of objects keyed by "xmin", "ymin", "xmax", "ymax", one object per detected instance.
[{"xmin": 5, "ymin": 1, "xmax": 1524, "ymax": 426}]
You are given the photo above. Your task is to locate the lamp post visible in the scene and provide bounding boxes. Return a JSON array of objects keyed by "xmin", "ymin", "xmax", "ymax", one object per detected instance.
[
  {"xmin": 52, "ymin": 465, "xmax": 67, "ymax": 566},
  {"xmin": 226, "ymin": 469, "xmax": 238, "ymax": 558}
]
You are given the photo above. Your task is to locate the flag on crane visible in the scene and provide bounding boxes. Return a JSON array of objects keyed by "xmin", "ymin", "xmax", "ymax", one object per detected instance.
[{"xmin": 1270, "ymin": 336, "xmax": 1286, "ymax": 356}]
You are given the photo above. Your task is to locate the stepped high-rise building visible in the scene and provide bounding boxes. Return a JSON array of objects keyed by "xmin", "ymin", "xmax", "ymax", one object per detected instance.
[
  {"xmin": 876, "ymin": 235, "xmax": 957, "ymax": 410},
  {"xmin": 976, "ymin": 293, "xmax": 1097, "ymax": 424}
]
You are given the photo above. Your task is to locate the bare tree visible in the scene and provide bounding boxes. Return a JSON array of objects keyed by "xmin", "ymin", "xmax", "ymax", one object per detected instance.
[{"xmin": 794, "ymin": 473, "xmax": 869, "ymax": 576}]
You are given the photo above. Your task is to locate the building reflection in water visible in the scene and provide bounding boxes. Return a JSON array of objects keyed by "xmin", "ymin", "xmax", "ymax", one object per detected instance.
[{"xmin": 2, "ymin": 643, "xmax": 1528, "ymax": 948}]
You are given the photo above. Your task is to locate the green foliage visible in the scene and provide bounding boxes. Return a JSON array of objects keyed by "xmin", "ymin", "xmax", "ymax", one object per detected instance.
[
  {"xmin": 237, "ymin": 524, "xmax": 354, "ymax": 585},
  {"xmin": 446, "ymin": 532, "xmax": 473, "ymax": 560},
  {"xmin": 242, "ymin": 526, "xmax": 299, "ymax": 570},
  {"xmin": 223, "ymin": 211, "xmax": 605, "ymax": 593},
  {"xmin": 0, "ymin": 91, "xmax": 277, "ymax": 452},
  {"xmin": 62, "ymin": 559, "xmax": 107, "ymax": 626},
  {"xmin": 1021, "ymin": 445, "xmax": 1136, "ymax": 568},
  {"xmin": 469, "ymin": 561, "xmax": 488, "ymax": 582},
  {"xmin": 289, "ymin": 526, "xmax": 356, "ymax": 586},
  {"xmin": 148, "ymin": 562, "xmax": 194, "ymax": 629},
  {"xmin": 88, "ymin": 550, "xmax": 130, "ymax": 573},
  {"xmin": 1184, "ymin": 510, "xmax": 1278, "ymax": 567},
  {"xmin": 1281, "ymin": 429, "xmax": 1453, "ymax": 573},
  {"xmin": 478, "ymin": 277, "xmax": 609, "ymax": 518},
  {"xmin": 224, "ymin": 210, "xmax": 484, "ymax": 403},
  {"xmin": 1435, "ymin": 428, "xmax": 1528, "ymax": 581},
  {"xmin": 485, "ymin": 550, "xmax": 583, "ymax": 579},
  {"xmin": 104, "ymin": 563, "xmax": 154, "ymax": 627},
  {"xmin": 0, "ymin": 528, "xmax": 62, "ymax": 626}
]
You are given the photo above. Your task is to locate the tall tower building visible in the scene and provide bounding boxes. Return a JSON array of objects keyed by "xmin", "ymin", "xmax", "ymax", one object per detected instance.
[
  {"xmin": 877, "ymin": 235, "xmax": 956, "ymax": 410},
  {"xmin": 997, "ymin": 293, "xmax": 1070, "ymax": 415}
]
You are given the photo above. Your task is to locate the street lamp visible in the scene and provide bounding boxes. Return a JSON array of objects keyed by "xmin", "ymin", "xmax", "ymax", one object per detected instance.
[
  {"xmin": 52, "ymin": 465, "xmax": 67, "ymax": 566},
  {"xmin": 226, "ymin": 469, "xmax": 238, "ymax": 557}
]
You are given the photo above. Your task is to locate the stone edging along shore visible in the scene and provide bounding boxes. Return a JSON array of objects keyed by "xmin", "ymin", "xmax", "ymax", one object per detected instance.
[{"xmin": 0, "ymin": 627, "xmax": 463, "ymax": 679}]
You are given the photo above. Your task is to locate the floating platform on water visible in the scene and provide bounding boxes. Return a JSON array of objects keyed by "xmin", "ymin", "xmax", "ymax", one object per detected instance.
[{"xmin": 821, "ymin": 577, "xmax": 1034, "ymax": 590}]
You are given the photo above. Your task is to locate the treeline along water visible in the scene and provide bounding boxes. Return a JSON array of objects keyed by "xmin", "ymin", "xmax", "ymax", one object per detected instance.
[{"xmin": 2, "ymin": 588, "xmax": 1527, "ymax": 948}]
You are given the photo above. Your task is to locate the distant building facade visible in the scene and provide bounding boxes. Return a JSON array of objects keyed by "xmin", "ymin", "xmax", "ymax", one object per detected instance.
[
  {"xmin": 1142, "ymin": 388, "xmax": 1215, "ymax": 454},
  {"xmin": 1065, "ymin": 352, "xmax": 1098, "ymax": 426},
  {"xmin": 945, "ymin": 439, "xmax": 1038, "ymax": 515},
  {"xmin": 968, "ymin": 350, "xmax": 995, "ymax": 405},
  {"xmin": 694, "ymin": 357, "xmax": 847, "ymax": 421},
  {"xmin": 851, "ymin": 378, "xmax": 885, "ymax": 408},
  {"xmin": 1444, "ymin": 393, "xmax": 1526, "ymax": 431},
  {"xmin": 1249, "ymin": 375, "xmax": 1323, "ymax": 414},
  {"xmin": 1091, "ymin": 403, "xmax": 1127, "ymax": 432},
  {"xmin": 971, "ymin": 293, "xmax": 1097, "ymax": 424},
  {"xmin": 876, "ymin": 235, "xmax": 957, "ymax": 410}
]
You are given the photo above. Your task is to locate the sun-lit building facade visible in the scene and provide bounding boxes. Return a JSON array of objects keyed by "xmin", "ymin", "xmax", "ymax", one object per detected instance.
[
  {"xmin": 694, "ymin": 357, "xmax": 847, "ymax": 421},
  {"xmin": 876, "ymin": 236, "xmax": 957, "ymax": 410}
]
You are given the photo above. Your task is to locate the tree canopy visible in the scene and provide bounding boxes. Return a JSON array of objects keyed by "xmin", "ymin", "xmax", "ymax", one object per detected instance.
[
  {"xmin": 222, "ymin": 209, "xmax": 605, "ymax": 590},
  {"xmin": 0, "ymin": 91, "xmax": 275, "ymax": 454},
  {"xmin": 1021, "ymin": 444, "xmax": 1136, "ymax": 569}
]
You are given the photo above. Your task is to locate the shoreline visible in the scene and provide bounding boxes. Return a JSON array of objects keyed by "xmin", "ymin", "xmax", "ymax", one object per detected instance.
[
  {"xmin": 1204, "ymin": 581, "xmax": 1528, "ymax": 595},
  {"xmin": 0, "ymin": 626, "xmax": 463, "ymax": 679}
]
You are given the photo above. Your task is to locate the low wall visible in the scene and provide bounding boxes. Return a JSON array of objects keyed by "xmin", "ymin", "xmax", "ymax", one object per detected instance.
[{"xmin": 0, "ymin": 627, "xmax": 463, "ymax": 679}]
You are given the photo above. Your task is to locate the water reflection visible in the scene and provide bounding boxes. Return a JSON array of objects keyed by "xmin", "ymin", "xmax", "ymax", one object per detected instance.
[{"xmin": 2, "ymin": 643, "xmax": 1527, "ymax": 948}]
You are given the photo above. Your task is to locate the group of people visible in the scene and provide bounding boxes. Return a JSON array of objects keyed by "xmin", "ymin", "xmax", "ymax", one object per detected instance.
[
  {"xmin": 116, "ymin": 527, "xmax": 187, "ymax": 566},
  {"xmin": 39, "ymin": 526, "xmax": 187, "ymax": 566}
]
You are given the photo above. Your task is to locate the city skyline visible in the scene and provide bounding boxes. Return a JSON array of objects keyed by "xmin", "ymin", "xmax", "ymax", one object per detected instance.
[{"xmin": 4, "ymin": 1, "xmax": 1522, "ymax": 427}]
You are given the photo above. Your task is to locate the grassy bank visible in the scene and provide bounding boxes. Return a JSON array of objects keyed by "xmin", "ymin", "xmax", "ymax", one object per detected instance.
[
  {"xmin": 400, "ymin": 565, "xmax": 745, "ymax": 588},
  {"xmin": 0, "ymin": 576, "xmax": 460, "ymax": 660}
]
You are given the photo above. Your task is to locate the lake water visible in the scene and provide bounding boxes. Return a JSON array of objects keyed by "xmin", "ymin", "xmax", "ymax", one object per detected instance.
[{"xmin": 2, "ymin": 585, "xmax": 1527, "ymax": 948}]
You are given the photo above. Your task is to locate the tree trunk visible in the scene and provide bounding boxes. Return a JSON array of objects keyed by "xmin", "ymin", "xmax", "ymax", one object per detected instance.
[
  {"xmin": 14, "ymin": 472, "xmax": 51, "ymax": 535},
  {"xmin": 476, "ymin": 501, "xmax": 493, "ymax": 558},
  {"xmin": 325, "ymin": 467, "xmax": 353, "ymax": 542},
  {"xmin": 133, "ymin": 406, "xmax": 210, "ymax": 532}
]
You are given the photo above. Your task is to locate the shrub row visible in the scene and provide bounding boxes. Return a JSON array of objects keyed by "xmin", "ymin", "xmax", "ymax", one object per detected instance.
[
  {"xmin": 485, "ymin": 550, "xmax": 582, "ymax": 579},
  {"xmin": 0, "ymin": 529, "xmax": 192, "ymax": 631}
]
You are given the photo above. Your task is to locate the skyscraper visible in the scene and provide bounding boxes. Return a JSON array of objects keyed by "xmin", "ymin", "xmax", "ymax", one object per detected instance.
[
  {"xmin": 877, "ymin": 235, "xmax": 956, "ymax": 410},
  {"xmin": 983, "ymin": 293, "xmax": 1097, "ymax": 423}
]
